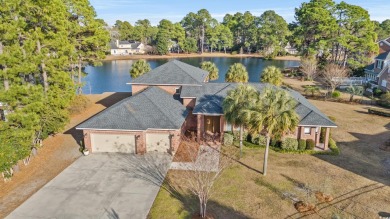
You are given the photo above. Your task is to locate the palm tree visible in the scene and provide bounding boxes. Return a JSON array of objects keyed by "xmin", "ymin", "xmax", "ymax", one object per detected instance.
[
  {"xmin": 260, "ymin": 66, "xmax": 283, "ymax": 86},
  {"xmin": 346, "ymin": 85, "xmax": 363, "ymax": 102},
  {"xmin": 225, "ymin": 63, "xmax": 249, "ymax": 82},
  {"xmin": 129, "ymin": 59, "xmax": 151, "ymax": 78},
  {"xmin": 222, "ymin": 84, "xmax": 257, "ymax": 157},
  {"xmin": 303, "ymin": 85, "xmax": 320, "ymax": 97},
  {"xmin": 200, "ymin": 61, "xmax": 219, "ymax": 81},
  {"xmin": 243, "ymin": 87, "xmax": 299, "ymax": 176}
]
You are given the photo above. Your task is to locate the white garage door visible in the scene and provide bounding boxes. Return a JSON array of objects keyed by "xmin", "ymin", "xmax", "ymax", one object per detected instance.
[
  {"xmin": 91, "ymin": 133, "xmax": 135, "ymax": 153},
  {"xmin": 146, "ymin": 133, "xmax": 171, "ymax": 153}
]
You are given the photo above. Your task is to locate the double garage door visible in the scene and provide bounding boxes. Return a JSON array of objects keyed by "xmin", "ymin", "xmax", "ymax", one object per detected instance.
[{"xmin": 90, "ymin": 133, "xmax": 170, "ymax": 153}]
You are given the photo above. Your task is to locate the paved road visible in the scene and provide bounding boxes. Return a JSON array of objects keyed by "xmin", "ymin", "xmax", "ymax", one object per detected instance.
[{"xmin": 7, "ymin": 153, "xmax": 172, "ymax": 219}]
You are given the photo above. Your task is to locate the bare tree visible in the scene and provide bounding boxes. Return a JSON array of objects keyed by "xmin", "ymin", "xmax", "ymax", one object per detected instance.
[
  {"xmin": 321, "ymin": 63, "xmax": 350, "ymax": 93},
  {"xmin": 300, "ymin": 57, "xmax": 318, "ymax": 81},
  {"xmin": 177, "ymin": 138, "xmax": 229, "ymax": 218}
]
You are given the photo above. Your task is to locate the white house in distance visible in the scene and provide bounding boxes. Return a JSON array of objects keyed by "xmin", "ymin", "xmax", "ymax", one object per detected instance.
[{"xmin": 110, "ymin": 40, "xmax": 145, "ymax": 55}]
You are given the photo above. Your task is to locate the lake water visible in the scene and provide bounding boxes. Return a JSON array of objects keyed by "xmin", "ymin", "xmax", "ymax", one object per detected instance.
[{"xmin": 82, "ymin": 57, "xmax": 300, "ymax": 94}]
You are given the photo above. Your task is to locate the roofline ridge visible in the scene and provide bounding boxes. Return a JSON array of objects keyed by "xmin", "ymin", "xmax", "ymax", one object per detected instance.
[
  {"xmin": 142, "ymin": 87, "xmax": 185, "ymax": 128},
  {"xmin": 172, "ymin": 60, "xmax": 204, "ymax": 83}
]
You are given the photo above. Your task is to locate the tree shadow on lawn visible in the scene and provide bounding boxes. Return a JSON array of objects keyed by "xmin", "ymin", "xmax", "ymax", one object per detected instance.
[
  {"xmin": 283, "ymin": 174, "xmax": 387, "ymax": 219},
  {"xmin": 314, "ymin": 128, "xmax": 390, "ymax": 186},
  {"xmin": 64, "ymin": 92, "xmax": 132, "ymax": 148},
  {"xmin": 120, "ymin": 152, "xmax": 251, "ymax": 219}
]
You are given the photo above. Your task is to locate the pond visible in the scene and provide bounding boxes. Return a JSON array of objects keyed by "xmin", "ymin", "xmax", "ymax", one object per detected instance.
[{"xmin": 82, "ymin": 57, "xmax": 300, "ymax": 94}]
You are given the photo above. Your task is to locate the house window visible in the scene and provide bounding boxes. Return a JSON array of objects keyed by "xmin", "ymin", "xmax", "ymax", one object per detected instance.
[
  {"xmin": 381, "ymin": 80, "xmax": 387, "ymax": 87},
  {"xmin": 304, "ymin": 127, "xmax": 311, "ymax": 134},
  {"xmin": 376, "ymin": 60, "xmax": 384, "ymax": 69}
]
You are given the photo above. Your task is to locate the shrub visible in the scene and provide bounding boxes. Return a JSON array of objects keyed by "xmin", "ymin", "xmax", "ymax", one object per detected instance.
[
  {"xmin": 233, "ymin": 130, "xmax": 248, "ymax": 141},
  {"xmin": 281, "ymin": 138, "xmax": 298, "ymax": 151},
  {"xmin": 306, "ymin": 139, "xmax": 315, "ymax": 150},
  {"xmin": 68, "ymin": 95, "xmax": 91, "ymax": 115},
  {"xmin": 231, "ymin": 51, "xmax": 238, "ymax": 55},
  {"xmin": 328, "ymin": 138, "xmax": 340, "ymax": 155},
  {"xmin": 252, "ymin": 135, "xmax": 267, "ymax": 146},
  {"xmin": 223, "ymin": 133, "xmax": 234, "ymax": 146},
  {"xmin": 331, "ymin": 91, "xmax": 341, "ymax": 98},
  {"xmin": 298, "ymin": 139, "xmax": 306, "ymax": 150},
  {"xmin": 378, "ymin": 92, "xmax": 390, "ymax": 108}
]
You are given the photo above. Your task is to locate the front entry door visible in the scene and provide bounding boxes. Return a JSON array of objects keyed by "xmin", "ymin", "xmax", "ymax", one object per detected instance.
[{"xmin": 204, "ymin": 116, "xmax": 220, "ymax": 133}]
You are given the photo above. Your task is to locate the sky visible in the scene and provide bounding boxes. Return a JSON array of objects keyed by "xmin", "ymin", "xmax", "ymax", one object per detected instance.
[{"xmin": 90, "ymin": 0, "xmax": 390, "ymax": 26}]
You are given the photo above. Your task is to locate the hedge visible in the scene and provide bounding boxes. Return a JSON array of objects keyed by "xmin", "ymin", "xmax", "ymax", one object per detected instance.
[
  {"xmin": 368, "ymin": 107, "xmax": 390, "ymax": 117},
  {"xmin": 281, "ymin": 138, "xmax": 298, "ymax": 150},
  {"xmin": 306, "ymin": 139, "xmax": 315, "ymax": 150},
  {"xmin": 298, "ymin": 139, "xmax": 306, "ymax": 150}
]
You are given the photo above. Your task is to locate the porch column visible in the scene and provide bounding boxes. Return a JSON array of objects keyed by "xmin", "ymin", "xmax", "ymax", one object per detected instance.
[
  {"xmin": 220, "ymin": 116, "xmax": 225, "ymax": 142},
  {"xmin": 197, "ymin": 114, "xmax": 202, "ymax": 143},
  {"xmin": 324, "ymin": 128, "xmax": 330, "ymax": 150},
  {"xmin": 315, "ymin": 127, "xmax": 321, "ymax": 146}
]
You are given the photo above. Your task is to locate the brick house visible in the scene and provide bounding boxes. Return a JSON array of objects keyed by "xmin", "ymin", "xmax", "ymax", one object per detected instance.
[
  {"xmin": 365, "ymin": 37, "xmax": 390, "ymax": 91},
  {"xmin": 77, "ymin": 60, "xmax": 336, "ymax": 154}
]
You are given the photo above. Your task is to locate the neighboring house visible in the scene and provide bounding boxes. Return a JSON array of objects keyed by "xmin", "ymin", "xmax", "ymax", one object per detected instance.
[
  {"xmin": 284, "ymin": 42, "xmax": 298, "ymax": 55},
  {"xmin": 77, "ymin": 60, "xmax": 336, "ymax": 155},
  {"xmin": 110, "ymin": 40, "xmax": 145, "ymax": 55},
  {"xmin": 365, "ymin": 37, "xmax": 390, "ymax": 91}
]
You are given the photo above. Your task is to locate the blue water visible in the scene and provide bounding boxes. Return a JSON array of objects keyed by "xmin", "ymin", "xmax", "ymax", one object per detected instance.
[{"xmin": 82, "ymin": 57, "xmax": 300, "ymax": 94}]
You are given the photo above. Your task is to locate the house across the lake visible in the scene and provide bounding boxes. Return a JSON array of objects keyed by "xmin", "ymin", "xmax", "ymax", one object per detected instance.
[
  {"xmin": 76, "ymin": 60, "xmax": 336, "ymax": 154},
  {"xmin": 365, "ymin": 37, "xmax": 390, "ymax": 91},
  {"xmin": 110, "ymin": 40, "xmax": 146, "ymax": 55}
]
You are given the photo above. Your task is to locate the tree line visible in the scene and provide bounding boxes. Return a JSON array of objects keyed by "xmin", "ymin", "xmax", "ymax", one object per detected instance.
[
  {"xmin": 114, "ymin": 0, "xmax": 389, "ymax": 69},
  {"xmin": 0, "ymin": 0, "xmax": 110, "ymax": 179}
]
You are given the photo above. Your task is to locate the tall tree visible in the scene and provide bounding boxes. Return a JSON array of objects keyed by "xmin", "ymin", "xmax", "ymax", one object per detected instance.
[
  {"xmin": 223, "ymin": 84, "xmax": 257, "ymax": 157},
  {"xmin": 217, "ymin": 24, "xmax": 233, "ymax": 53},
  {"xmin": 379, "ymin": 19, "xmax": 390, "ymax": 40},
  {"xmin": 181, "ymin": 9, "xmax": 215, "ymax": 53},
  {"xmin": 244, "ymin": 87, "xmax": 299, "ymax": 176},
  {"xmin": 294, "ymin": 0, "xmax": 338, "ymax": 56},
  {"xmin": 129, "ymin": 60, "xmax": 151, "ymax": 79},
  {"xmin": 260, "ymin": 66, "xmax": 283, "ymax": 86},
  {"xmin": 67, "ymin": 0, "xmax": 110, "ymax": 93},
  {"xmin": 156, "ymin": 19, "xmax": 173, "ymax": 55},
  {"xmin": 332, "ymin": 2, "xmax": 377, "ymax": 69},
  {"xmin": 200, "ymin": 61, "xmax": 219, "ymax": 81},
  {"xmin": 258, "ymin": 10, "xmax": 290, "ymax": 58},
  {"xmin": 225, "ymin": 63, "xmax": 249, "ymax": 82},
  {"xmin": 180, "ymin": 38, "xmax": 198, "ymax": 53}
]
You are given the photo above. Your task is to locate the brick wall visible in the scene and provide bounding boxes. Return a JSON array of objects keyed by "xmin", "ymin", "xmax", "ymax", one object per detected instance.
[
  {"xmin": 132, "ymin": 85, "xmax": 149, "ymax": 94},
  {"xmin": 131, "ymin": 85, "xmax": 180, "ymax": 95},
  {"xmin": 183, "ymin": 98, "xmax": 196, "ymax": 109}
]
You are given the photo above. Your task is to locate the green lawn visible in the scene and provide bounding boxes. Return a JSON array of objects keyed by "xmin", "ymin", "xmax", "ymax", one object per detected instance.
[{"xmin": 148, "ymin": 144, "xmax": 390, "ymax": 219}]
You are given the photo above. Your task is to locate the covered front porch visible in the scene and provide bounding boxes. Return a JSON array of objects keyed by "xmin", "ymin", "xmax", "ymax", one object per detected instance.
[{"xmin": 195, "ymin": 114, "xmax": 225, "ymax": 144}]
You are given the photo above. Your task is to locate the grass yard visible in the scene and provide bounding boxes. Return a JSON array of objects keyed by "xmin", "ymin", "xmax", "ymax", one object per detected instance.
[{"xmin": 149, "ymin": 99, "xmax": 390, "ymax": 219}]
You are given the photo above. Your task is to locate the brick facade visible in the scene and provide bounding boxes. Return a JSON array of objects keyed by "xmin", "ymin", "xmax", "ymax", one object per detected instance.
[{"xmin": 132, "ymin": 84, "xmax": 180, "ymax": 95}]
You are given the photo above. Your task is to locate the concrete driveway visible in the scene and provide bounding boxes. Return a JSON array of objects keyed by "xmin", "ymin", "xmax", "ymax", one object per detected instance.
[{"xmin": 7, "ymin": 153, "xmax": 172, "ymax": 219}]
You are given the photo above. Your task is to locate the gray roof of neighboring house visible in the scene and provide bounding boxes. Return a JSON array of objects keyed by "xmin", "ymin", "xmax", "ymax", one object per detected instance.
[
  {"xmin": 76, "ymin": 87, "xmax": 188, "ymax": 131},
  {"xmin": 376, "ymin": 51, "xmax": 390, "ymax": 60},
  {"xmin": 181, "ymin": 83, "xmax": 337, "ymax": 127},
  {"xmin": 130, "ymin": 60, "xmax": 208, "ymax": 85}
]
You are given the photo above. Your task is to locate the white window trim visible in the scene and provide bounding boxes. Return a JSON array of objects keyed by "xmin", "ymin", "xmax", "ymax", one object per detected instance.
[{"xmin": 304, "ymin": 127, "xmax": 311, "ymax": 135}]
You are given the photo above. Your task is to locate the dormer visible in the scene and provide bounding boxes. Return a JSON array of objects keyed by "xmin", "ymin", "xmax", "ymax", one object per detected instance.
[{"xmin": 375, "ymin": 59, "xmax": 384, "ymax": 69}]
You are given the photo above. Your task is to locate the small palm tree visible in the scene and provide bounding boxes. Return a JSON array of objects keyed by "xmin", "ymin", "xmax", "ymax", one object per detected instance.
[
  {"xmin": 243, "ymin": 87, "xmax": 299, "ymax": 176},
  {"xmin": 129, "ymin": 59, "xmax": 151, "ymax": 79},
  {"xmin": 260, "ymin": 66, "xmax": 283, "ymax": 86},
  {"xmin": 225, "ymin": 63, "xmax": 249, "ymax": 83},
  {"xmin": 200, "ymin": 61, "xmax": 219, "ymax": 81},
  {"xmin": 223, "ymin": 84, "xmax": 257, "ymax": 157},
  {"xmin": 346, "ymin": 85, "xmax": 363, "ymax": 102},
  {"xmin": 303, "ymin": 85, "xmax": 320, "ymax": 97}
]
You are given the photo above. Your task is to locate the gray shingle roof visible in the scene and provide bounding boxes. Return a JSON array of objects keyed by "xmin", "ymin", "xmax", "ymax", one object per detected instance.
[
  {"xmin": 130, "ymin": 60, "xmax": 208, "ymax": 85},
  {"xmin": 181, "ymin": 83, "xmax": 337, "ymax": 127},
  {"xmin": 376, "ymin": 51, "xmax": 390, "ymax": 60},
  {"xmin": 76, "ymin": 87, "xmax": 188, "ymax": 131}
]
